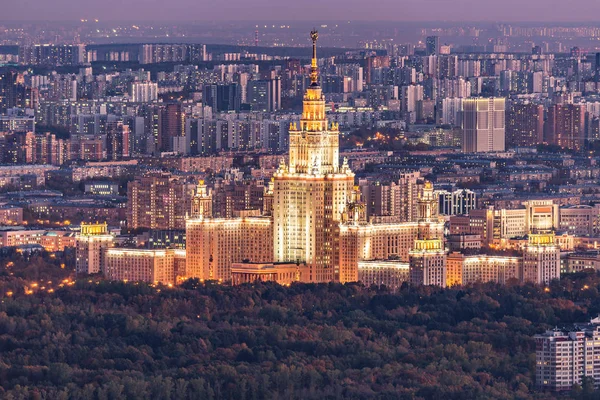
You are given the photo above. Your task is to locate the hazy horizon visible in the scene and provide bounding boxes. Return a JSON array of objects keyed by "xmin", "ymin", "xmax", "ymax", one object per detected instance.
[{"xmin": 5, "ymin": 0, "xmax": 600, "ymax": 23}]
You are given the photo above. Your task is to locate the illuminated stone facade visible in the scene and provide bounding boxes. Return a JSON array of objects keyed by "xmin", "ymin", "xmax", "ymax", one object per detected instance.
[
  {"xmin": 76, "ymin": 222, "xmax": 114, "ymax": 274},
  {"xmin": 186, "ymin": 216, "xmax": 273, "ymax": 281},
  {"xmin": 446, "ymin": 252, "xmax": 521, "ymax": 286},
  {"xmin": 180, "ymin": 32, "xmax": 447, "ymax": 287},
  {"xmin": 340, "ymin": 181, "xmax": 445, "ymax": 285},
  {"xmin": 522, "ymin": 233, "xmax": 561, "ymax": 285},
  {"xmin": 340, "ymin": 223, "xmax": 419, "ymax": 283},
  {"xmin": 358, "ymin": 260, "xmax": 410, "ymax": 290},
  {"xmin": 103, "ymin": 248, "xmax": 186, "ymax": 285},
  {"xmin": 190, "ymin": 180, "xmax": 213, "ymax": 218},
  {"xmin": 231, "ymin": 262, "xmax": 311, "ymax": 286},
  {"xmin": 409, "ymin": 238, "xmax": 447, "ymax": 287},
  {"xmin": 272, "ymin": 31, "xmax": 354, "ymax": 283}
]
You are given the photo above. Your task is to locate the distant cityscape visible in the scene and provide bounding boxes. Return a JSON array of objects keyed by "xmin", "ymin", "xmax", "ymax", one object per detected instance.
[{"xmin": 5, "ymin": 18, "xmax": 600, "ymax": 395}]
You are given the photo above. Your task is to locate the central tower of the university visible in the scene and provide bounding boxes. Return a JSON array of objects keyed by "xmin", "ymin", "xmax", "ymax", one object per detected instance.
[{"xmin": 272, "ymin": 30, "xmax": 354, "ymax": 282}]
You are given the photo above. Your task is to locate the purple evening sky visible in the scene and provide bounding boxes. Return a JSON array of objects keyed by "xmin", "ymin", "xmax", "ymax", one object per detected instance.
[{"xmin": 4, "ymin": 0, "xmax": 600, "ymax": 22}]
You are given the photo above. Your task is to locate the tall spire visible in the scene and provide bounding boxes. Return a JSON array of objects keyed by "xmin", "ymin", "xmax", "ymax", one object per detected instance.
[{"xmin": 310, "ymin": 29, "xmax": 319, "ymax": 86}]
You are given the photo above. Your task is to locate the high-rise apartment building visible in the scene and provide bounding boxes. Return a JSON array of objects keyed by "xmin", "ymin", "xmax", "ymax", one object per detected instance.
[
  {"xmin": 506, "ymin": 103, "xmax": 544, "ymax": 147},
  {"xmin": 212, "ymin": 180, "xmax": 265, "ymax": 218},
  {"xmin": 0, "ymin": 131, "xmax": 67, "ymax": 165},
  {"xmin": 138, "ymin": 44, "xmax": 206, "ymax": 64},
  {"xmin": 545, "ymin": 104, "xmax": 586, "ymax": 151},
  {"xmin": 462, "ymin": 97, "xmax": 506, "ymax": 153},
  {"xmin": 142, "ymin": 104, "xmax": 162, "ymax": 154},
  {"xmin": 159, "ymin": 103, "xmax": 185, "ymax": 153},
  {"xmin": 106, "ymin": 121, "xmax": 130, "ymax": 161},
  {"xmin": 426, "ymin": 36, "xmax": 440, "ymax": 56},
  {"xmin": 438, "ymin": 97, "xmax": 464, "ymax": 126},
  {"xmin": 0, "ymin": 71, "xmax": 19, "ymax": 112},
  {"xmin": 360, "ymin": 181, "xmax": 400, "ymax": 221},
  {"xmin": 246, "ymin": 78, "xmax": 281, "ymax": 112},
  {"xmin": 0, "ymin": 71, "xmax": 16, "ymax": 110},
  {"xmin": 203, "ymin": 84, "xmax": 241, "ymax": 112},
  {"xmin": 127, "ymin": 174, "xmax": 195, "ymax": 230},
  {"xmin": 359, "ymin": 172, "xmax": 420, "ymax": 223},
  {"xmin": 436, "ymin": 189, "xmax": 477, "ymax": 216},
  {"xmin": 399, "ymin": 172, "xmax": 421, "ymax": 222},
  {"xmin": 130, "ymin": 82, "xmax": 158, "ymax": 103},
  {"xmin": 34, "ymin": 132, "xmax": 67, "ymax": 166},
  {"xmin": 336, "ymin": 64, "xmax": 363, "ymax": 92},
  {"xmin": 401, "ymin": 85, "xmax": 424, "ymax": 114},
  {"xmin": 535, "ymin": 319, "xmax": 600, "ymax": 391},
  {"xmin": 365, "ymin": 56, "xmax": 390, "ymax": 84},
  {"xmin": 19, "ymin": 44, "xmax": 85, "ymax": 66}
]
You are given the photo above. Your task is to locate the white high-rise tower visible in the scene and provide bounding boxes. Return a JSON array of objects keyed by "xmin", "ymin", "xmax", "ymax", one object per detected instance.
[{"xmin": 462, "ymin": 97, "xmax": 506, "ymax": 153}]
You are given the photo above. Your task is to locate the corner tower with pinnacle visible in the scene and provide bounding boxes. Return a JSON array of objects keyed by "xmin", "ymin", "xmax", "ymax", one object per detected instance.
[{"xmin": 272, "ymin": 30, "xmax": 355, "ymax": 283}]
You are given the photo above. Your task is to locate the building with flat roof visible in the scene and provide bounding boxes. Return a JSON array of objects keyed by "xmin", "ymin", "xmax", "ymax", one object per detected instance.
[
  {"xmin": 446, "ymin": 252, "xmax": 521, "ymax": 287},
  {"xmin": 462, "ymin": 97, "xmax": 506, "ymax": 153},
  {"xmin": 522, "ymin": 232, "xmax": 560, "ymax": 285},
  {"xmin": 76, "ymin": 223, "xmax": 114, "ymax": 275},
  {"xmin": 231, "ymin": 262, "xmax": 310, "ymax": 286},
  {"xmin": 535, "ymin": 318, "xmax": 600, "ymax": 391},
  {"xmin": 409, "ymin": 238, "xmax": 447, "ymax": 287},
  {"xmin": 186, "ymin": 216, "xmax": 273, "ymax": 282},
  {"xmin": 358, "ymin": 260, "xmax": 409, "ymax": 290},
  {"xmin": 103, "ymin": 248, "xmax": 186, "ymax": 285}
]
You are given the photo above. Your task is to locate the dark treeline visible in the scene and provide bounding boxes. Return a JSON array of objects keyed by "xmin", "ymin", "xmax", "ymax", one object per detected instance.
[{"xmin": 1, "ymin": 272, "xmax": 600, "ymax": 399}]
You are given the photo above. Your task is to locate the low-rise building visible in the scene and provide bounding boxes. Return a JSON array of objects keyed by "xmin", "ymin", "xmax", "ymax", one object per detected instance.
[
  {"xmin": 0, "ymin": 227, "xmax": 46, "ymax": 248},
  {"xmin": 358, "ymin": 260, "xmax": 409, "ymax": 290},
  {"xmin": 447, "ymin": 234, "xmax": 482, "ymax": 251},
  {"xmin": 231, "ymin": 262, "xmax": 310, "ymax": 286},
  {"xmin": 0, "ymin": 205, "xmax": 23, "ymax": 225},
  {"xmin": 84, "ymin": 181, "xmax": 120, "ymax": 196},
  {"xmin": 565, "ymin": 251, "xmax": 600, "ymax": 273}
]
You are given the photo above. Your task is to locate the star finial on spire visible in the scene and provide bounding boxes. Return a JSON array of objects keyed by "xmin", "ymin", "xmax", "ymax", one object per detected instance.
[{"xmin": 309, "ymin": 29, "xmax": 319, "ymax": 86}]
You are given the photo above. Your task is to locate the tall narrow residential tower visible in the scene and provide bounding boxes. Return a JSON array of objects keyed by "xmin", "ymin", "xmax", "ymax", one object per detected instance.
[{"xmin": 272, "ymin": 31, "xmax": 355, "ymax": 282}]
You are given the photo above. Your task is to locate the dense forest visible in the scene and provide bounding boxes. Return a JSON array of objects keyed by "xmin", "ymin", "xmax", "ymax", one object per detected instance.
[{"xmin": 1, "ymin": 257, "xmax": 600, "ymax": 399}]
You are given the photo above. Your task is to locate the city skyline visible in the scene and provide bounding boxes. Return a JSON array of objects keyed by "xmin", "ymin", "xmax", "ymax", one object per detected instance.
[{"xmin": 4, "ymin": 15, "xmax": 600, "ymax": 397}]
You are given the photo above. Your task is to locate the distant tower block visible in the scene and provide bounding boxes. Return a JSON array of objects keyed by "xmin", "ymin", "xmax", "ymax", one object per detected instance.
[{"xmin": 255, "ymin": 30, "xmax": 259, "ymax": 47}]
